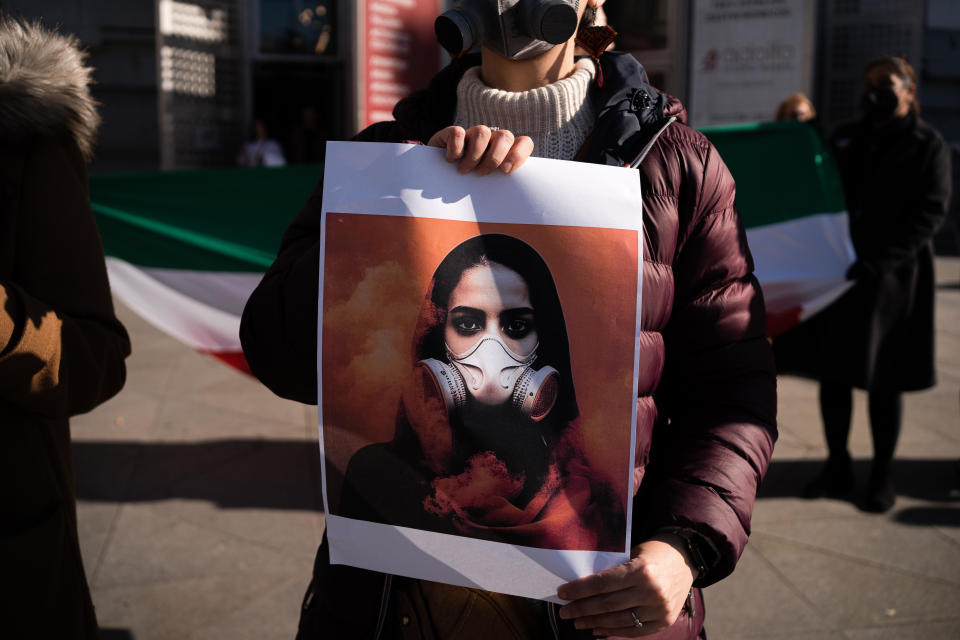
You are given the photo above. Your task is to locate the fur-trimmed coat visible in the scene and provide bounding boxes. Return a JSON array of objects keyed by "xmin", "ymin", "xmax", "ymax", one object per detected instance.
[{"xmin": 0, "ymin": 17, "xmax": 130, "ymax": 638}]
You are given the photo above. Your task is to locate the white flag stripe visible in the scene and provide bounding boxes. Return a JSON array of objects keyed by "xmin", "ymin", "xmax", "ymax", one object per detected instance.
[
  {"xmin": 762, "ymin": 277, "xmax": 855, "ymax": 318},
  {"xmin": 747, "ymin": 211, "xmax": 854, "ymax": 286},
  {"xmin": 106, "ymin": 257, "xmax": 248, "ymax": 352},
  {"xmin": 746, "ymin": 211, "xmax": 855, "ymax": 317},
  {"xmin": 104, "ymin": 211, "xmax": 854, "ymax": 360},
  {"xmin": 143, "ymin": 267, "xmax": 261, "ymax": 317}
]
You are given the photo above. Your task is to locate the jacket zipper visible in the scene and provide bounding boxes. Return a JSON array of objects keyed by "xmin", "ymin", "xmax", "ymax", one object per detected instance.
[
  {"xmin": 547, "ymin": 602, "xmax": 561, "ymax": 640},
  {"xmin": 368, "ymin": 112, "xmax": 678, "ymax": 640},
  {"xmin": 627, "ymin": 116, "xmax": 678, "ymax": 169},
  {"xmin": 373, "ymin": 574, "xmax": 393, "ymax": 640}
]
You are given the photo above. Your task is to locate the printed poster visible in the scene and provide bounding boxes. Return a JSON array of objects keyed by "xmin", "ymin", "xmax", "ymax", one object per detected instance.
[{"xmin": 318, "ymin": 142, "xmax": 644, "ymax": 602}]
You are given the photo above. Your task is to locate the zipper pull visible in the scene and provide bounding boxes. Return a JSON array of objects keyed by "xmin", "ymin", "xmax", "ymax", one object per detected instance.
[
  {"xmin": 547, "ymin": 601, "xmax": 561, "ymax": 639},
  {"xmin": 686, "ymin": 589, "xmax": 695, "ymax": 618}
]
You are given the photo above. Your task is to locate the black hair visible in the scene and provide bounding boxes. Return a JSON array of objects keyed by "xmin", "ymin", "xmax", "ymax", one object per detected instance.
[{"xmin": 864, "ymin": 55, "xmax": 919, "ymax": 114}]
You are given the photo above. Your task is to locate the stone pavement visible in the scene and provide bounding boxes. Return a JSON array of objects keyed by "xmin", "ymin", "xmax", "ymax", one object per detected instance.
[{"xmin": 73, "ymin": 258, "xmax": 960, "ymax": 640}]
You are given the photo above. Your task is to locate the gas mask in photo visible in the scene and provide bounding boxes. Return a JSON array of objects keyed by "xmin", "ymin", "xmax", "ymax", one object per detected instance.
[
  {"xmin": 418, "ymin": 334, "xmax": 560, "ymax": 421},
  {"xmin": 435, "ymin": 0, "xmax": 580, "ymax": 60}
]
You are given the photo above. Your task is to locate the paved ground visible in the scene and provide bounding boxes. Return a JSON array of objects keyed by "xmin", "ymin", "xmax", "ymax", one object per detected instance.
[{"xmin": 74, "ymin": 258, "xmax": 960, "ymax": 640}]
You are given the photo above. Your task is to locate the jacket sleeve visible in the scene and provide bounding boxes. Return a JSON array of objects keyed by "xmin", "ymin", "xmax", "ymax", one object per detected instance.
[
  {"xmin": 353, "ymin": 120, "xmax": 407, "ymax": 143},
  {"xmin": 239, "ymin": 120, "xmax": 420, "ymax": 403},
  {"xmin": 864, "ymin": 131, "xmax": 952, "ymax": 273},
  {"xmin": 239, "ymin": 178, "xmax": 324, "ymax": 404},
  {"xmin": 640, "ymin": 136, "xmax": 778, "ymax": 587},
  {"xmin": 0, "ymin": 141, "xmax": 130, "ymax": 419}
]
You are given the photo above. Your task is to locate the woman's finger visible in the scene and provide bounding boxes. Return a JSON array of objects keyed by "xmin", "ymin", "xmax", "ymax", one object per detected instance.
[
  {"xmin": 558, "ymin": 560, "xmax": 637, "ymax": 602},
  {"xmin": 587, "ymin": 604, "xmax": 671, "ymax": 638},
  {"xmin": 426, "ymin": 127, "xmax": 449, "ymax": 148},
  {"xmin": 444, "ymin": 126, "xmax": 467, "ymax": 162},
  {"xmin": 427, "ymin": 126, "xmax": 531, "ymax": 175},
  {"xmin": 458, "ymin": 125, "xmax": 493, "ymax": 174},
  {"xmin": 501, "ymin": 135, "xmax": 534, "ymax": 174},
  {"xmin": 476, "ymin": 129, "xmax": 515, "ymax": 176},
  {"xmin": 427, "ymin": 126, "xmax": 467, "ymax": 162},
  {"xmin": 558, "ymin": 586, "xmax": 647, "ymax": 619},
  {"xmin": 570, "ymin": 603, "xmax": 667, "ymax": 633}
]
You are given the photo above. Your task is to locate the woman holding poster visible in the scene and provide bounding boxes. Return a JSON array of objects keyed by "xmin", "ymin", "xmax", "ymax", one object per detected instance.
[
  {"xmin": 338, "ymin": 233, "xmax": 625, "ymax": 552},
  {"xmin": 241, "ymin": 0, "xmax": 777, "ymax": 638}
]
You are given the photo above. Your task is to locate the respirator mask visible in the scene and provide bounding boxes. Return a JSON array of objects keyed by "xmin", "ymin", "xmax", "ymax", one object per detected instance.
[
  {"xmin": 418, "ymin": 334, "xmax": 560, "ymax": 421},
  {"xmin": 435, "ymin": 0, "xmax": 580, "ymax": 61},
  {"xmin": 861, "ymin": 86, "xmax": 899, "ymax": 122}
]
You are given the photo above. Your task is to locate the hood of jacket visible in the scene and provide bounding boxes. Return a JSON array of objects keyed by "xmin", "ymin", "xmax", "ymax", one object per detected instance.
[
  {"xmin": 391, "ymin": 51, "xmax": 687, "ymax": 167},
  {"xmin": 585, "ymin": 51, "xmax": 686, "ymax": 167},
  {"xmin": 0, "ymin": 17, "xmax": 100, "ymax": 161}
]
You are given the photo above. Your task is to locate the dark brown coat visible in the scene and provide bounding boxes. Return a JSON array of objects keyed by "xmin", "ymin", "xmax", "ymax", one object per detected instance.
[
  {"xmin": 777, "ymin": 114, "xmax": 950, "ymax": 392},
  {"xmin": 0, "ymin": 19, "xmax": 131, "ymax": 639},
  {"xmin": 241, "ymin": 52, "xmax": 777, "ymax": 639},
  {"xmin": 777, "ymin": 113, "xmax": 951, "ymax": 391}
]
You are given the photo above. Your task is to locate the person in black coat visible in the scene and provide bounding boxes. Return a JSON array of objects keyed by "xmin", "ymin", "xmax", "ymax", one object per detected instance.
[{"xmin": 803, "ymin": 56, "xmax": 952, "ymax": 512}]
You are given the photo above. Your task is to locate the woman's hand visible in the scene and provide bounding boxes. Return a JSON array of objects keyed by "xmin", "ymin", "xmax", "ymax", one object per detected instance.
[
  {"xmin": 428, "ymin": 125, "xmax": 534, "ymax": 176},
  {"xmin": 556, "ymin": 534, "xmax": 697, "ymax": 637}
]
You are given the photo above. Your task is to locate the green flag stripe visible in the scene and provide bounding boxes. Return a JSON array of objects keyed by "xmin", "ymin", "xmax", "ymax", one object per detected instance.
[
  {"xmin": 700, "ymin": 121, "xmax": 847, "ymax": 227},
  {"xmin": 93, "ymin": 202, "xmax": 275, "ymax": 271},
  {"xmin": 91, "ymin": 164, "xmax": 322, "ymax": 271},
  {"xmin": 91, "ymin": 125, "xmax": 846, "ymax": 272}
]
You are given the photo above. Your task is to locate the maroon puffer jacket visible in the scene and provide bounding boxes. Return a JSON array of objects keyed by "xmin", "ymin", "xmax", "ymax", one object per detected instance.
[{"xmin": 240, "ymin": 52, "xmax": 777, "ymax": 639}]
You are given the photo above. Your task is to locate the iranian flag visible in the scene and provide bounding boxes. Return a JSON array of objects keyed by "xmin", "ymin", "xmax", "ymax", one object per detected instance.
[
  {"xmin": 90, "ymin": 122, "xmax": 853, "ymax": 374},
  {"xmin": 91, "ymin": 165, "xmax": 322, "ymax": 373},
  {"xmin": 703, "ymin": 121, "xmax": 855, "ymax": 337}
]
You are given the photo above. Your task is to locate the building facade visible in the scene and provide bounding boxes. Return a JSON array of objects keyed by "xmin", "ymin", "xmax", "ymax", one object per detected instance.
[{"xmin": 3, "ymin": 0, "xmax": 956, "ymax": 173}]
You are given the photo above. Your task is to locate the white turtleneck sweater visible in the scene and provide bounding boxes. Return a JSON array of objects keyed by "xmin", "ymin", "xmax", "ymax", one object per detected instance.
[{"xmin": 452, "ymin": 60, "xmax": 596, "ymax": 161}]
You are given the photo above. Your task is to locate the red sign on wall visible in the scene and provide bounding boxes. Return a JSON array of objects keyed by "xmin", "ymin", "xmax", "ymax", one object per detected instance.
[{"xmin": 359, "ymin": 0, "xmax": 444, "ymax": 129}]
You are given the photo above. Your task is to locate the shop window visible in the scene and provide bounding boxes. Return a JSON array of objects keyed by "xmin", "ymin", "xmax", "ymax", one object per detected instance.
[
  {"xmin": 605, "ymin": 0, "xmax": 670, "ymax": 52},
  {"xmin": 603, "ymin": 0, "xmax": 686, "ymax": 99}
]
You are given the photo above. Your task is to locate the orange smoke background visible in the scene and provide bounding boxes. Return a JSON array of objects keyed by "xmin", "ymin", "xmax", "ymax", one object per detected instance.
[{"xmin": 321, "ymin": 213, "xmax": 639, "ymax": 511}]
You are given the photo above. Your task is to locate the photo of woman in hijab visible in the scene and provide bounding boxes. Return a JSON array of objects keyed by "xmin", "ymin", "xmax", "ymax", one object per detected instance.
[{"xmin": 336, "ymin": 233, "xmax": 626, "ymax": 552}]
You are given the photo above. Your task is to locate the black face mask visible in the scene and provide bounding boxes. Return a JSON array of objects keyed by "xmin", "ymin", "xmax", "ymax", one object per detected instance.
[{"xmin": 860, "ymin": 86, "xmax": 899, "ymax": 122}]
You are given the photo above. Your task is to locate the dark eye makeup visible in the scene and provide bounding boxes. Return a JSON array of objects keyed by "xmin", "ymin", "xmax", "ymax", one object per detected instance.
[
  {"xmin": 449, "ymin": 307, "xmax": 485, "ymax": 336},
  {"xmin": 448, "ymin": 306, "xmax": 536, "ymax": 340},
  {"xmin": 501, "ymin": 308, "xmax": 535, "ymax": 340}
]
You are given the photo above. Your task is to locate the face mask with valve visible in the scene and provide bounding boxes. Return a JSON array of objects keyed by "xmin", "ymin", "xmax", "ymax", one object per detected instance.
[
  {"xmin": 861, "ymin": 86, "xmax": 900, "ymax": 122},
  {"xmin": 435, "ymin": 0, "xmax": 580, "ymax": 61},
  {"xmin": 417, "ymin": 334, "xmax": 560, "ymax": 422}
]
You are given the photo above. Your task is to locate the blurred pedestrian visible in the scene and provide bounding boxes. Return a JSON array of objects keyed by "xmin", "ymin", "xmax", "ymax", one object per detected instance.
[
  {"xmin": 288, "ymin": 105, "xmax": 328, "ymax": 164},
  {"xmin": 238, "ymin": 117, "xmax": 287, "ymax": 167},
  {"xmin": 803, "ymin": 56, "xmax": 952, "ymax": 512},
  {"xmin": 0, "ymin": 16, "xmax": 131, "ymax": 638},
  {"xmin": 950, "ymin": 141, "xmax": 960, "ymax": 252},
  {"xmin": 775, "ymin": 92, "xmax": 816, "ymax": 122},
  {"xmin": 241, "ymin": 0, "xmax": 776, "ymax": 638}
]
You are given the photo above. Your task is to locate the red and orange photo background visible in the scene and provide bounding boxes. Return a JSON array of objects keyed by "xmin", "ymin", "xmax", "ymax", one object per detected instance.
[{"xmin": 320, "ymin": 213, "xmax": 640, "ymax": 519}]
